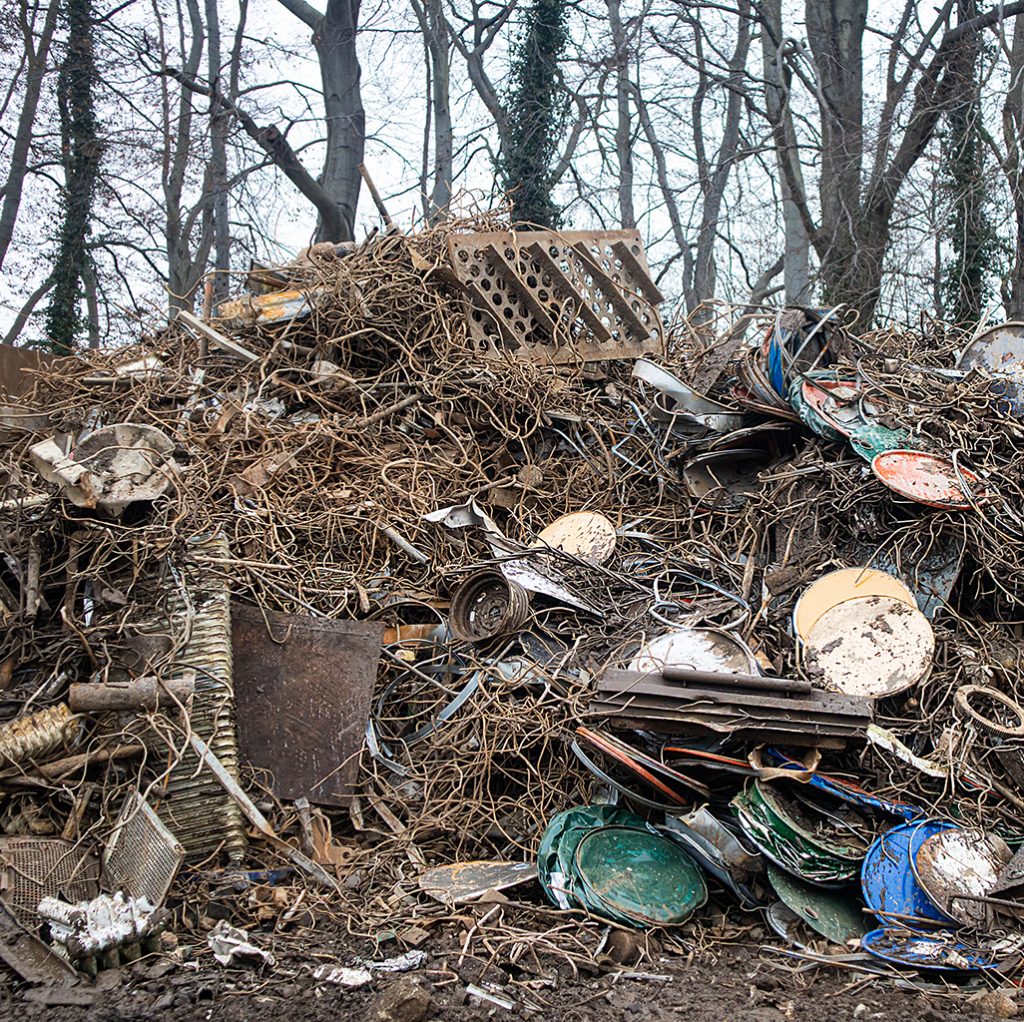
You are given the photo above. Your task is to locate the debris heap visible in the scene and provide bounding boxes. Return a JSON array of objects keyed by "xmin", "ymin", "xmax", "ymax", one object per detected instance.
[{"xmin": 3, "ymin": 217, "xmax": 1024, "ymax": 992}]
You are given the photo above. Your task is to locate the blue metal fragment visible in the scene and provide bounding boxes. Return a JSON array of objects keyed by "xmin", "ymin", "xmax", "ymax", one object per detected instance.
[{"xmin": 861, "ymin": 821, "xmax": 958, "ymax": 928}]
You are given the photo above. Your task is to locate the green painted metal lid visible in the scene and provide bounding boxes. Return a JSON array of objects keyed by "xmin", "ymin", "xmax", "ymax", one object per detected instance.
[
  {"xmin": 537, "ymin": 804, "xmax": 647, "ymax": 909},
  {"xmin": 573, "ymin": 825, "xmax": 708, "ymax": 927},
  {"xmin": 732, "ymin": 784, "xmax": 860, "ymax": 887},
  {"xmin": 766, "ymin": 862, "xmax": 867, "ymax": 946}
]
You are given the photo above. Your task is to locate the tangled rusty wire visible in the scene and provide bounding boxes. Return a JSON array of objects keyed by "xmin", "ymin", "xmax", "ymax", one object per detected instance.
[{"xmin": 2, "ymin": 216, "xmax": 1024, "ymax": 968}]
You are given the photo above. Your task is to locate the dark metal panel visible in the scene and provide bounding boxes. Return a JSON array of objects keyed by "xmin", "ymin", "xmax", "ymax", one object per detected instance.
[
  {"xmin": 231, "ymin": 605, "xmax": 384, "ymax": 807},
  {"xmin": 0, "ymin": 899, "xmax": 77, "ymax": 985}
]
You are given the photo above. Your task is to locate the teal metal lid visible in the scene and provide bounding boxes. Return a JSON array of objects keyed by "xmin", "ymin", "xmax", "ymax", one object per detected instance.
[
  {"xmin": 573, "ymin": 825, "xmax": 707, "ymax": 927},
  {"xmin": 537, "ymin": 804, "xmax": 647, "ymax": 910}
]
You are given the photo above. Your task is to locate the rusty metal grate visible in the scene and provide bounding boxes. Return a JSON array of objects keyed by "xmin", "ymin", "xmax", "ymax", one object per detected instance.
[
  {"xmin": 103, "ymin": 793, "xmax": 184, "ymax": 907},
  {"xmin": 0, "ymin": 837, "xmax": 99, "ymax": 928},
  {"xmin": 447, "ymin": 229, "xmax": 665, "ymax": 363},
  {"xmin": 147, "ymin": 536, "xmax": 247, "ymax": 864}
]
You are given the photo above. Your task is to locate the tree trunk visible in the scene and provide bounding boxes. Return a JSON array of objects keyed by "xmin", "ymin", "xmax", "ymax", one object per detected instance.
[
  {"xmin": 759, "ymin": 0, "xmax": 809, "ymax": 303},
  {"xmin": 804, "ymin": 0, "xmax": 867, "ymax": 310},
  {"xmin": 82, "ymin": 258, "xmax": 101, "ymax": 348},
  {"xmin": 45, "ymin": 0, "xmax": 103, "ymax": 353},
  {"xmin": 205, "ymin": 0, "xmax": 231, "ymax": 305},
  {"xmin": 607, "ymin": 0, "xmax": 635, "ymax": 229},
  {"xmin": 1002, "ymin": 14, "xmax": 1024, "ymax": 318},
  {"xmin": 313, "ymin": 0, "xmax": 364, "ymax": 242},
  {"xmin": 162, "ymin": 0, "xmax": 211, "ymax": 317},
  {"xmin": 691, "ymin": 0, "xmax": 751, "ymax": 309},
  {"xmin": 411, "ymin": 0, "xmax": 452, "ymax": 221},
  {"xmin": 497, "ymin": 0, "xmax": 569, "ymax": 227},
  {"xmin": 0, "ymin": 0, "xmax": 60, "ymax": 274}
]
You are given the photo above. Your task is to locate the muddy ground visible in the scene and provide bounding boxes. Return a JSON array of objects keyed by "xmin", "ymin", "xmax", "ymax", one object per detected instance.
[{"xmin": 3, "ymin": 924, "xmax": 1009, "ymax": 1022}]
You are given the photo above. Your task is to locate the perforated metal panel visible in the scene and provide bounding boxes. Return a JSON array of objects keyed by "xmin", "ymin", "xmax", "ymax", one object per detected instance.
[
  {"xmin": 0, "ymin": 838, "xmax": 99, "ymax": 928},
  {"xmin": 103, "ymin": 793, "xmax": 184, "ymax": 906},
  {"xmin": 447, "ymin": 229, "xmax": 665, "ymax": 363}
]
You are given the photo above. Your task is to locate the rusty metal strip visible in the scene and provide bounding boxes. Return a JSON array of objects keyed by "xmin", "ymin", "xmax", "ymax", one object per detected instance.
[{"xmin": 595, "ymin": 670, "xmax": 873, "ymax": 716}]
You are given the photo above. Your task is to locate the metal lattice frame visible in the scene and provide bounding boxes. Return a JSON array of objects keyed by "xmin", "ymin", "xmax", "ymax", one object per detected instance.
[{"xmin": 448, "ymin": 229, "xmax": 665, "ymax": 363}]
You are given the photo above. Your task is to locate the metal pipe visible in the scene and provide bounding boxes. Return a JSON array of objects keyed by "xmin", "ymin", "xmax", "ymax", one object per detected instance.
[{"xmin": 660, "ymin": 666, "xmax": 812, "ymax": 695}]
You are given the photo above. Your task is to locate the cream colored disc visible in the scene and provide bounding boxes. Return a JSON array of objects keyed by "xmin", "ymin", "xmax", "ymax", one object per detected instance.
[
  {"xmin": 534, "ymin": 511, "xmax": 617, "ymax": 564},
  {"xmin": 805, "ymin": 595, "xmax": 934, "ymax": 698},
  {"xmin": 629, "ymin": 627, "xmax": 758, "ymax": 676},
  {"xmin": 793, "ymin": 567, "xmax": 916, "ymax": 642}
]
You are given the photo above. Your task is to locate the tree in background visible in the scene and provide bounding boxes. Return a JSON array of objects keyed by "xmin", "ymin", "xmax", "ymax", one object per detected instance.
[
  {"xmin": 45, "ymin": 0, "xmax": 102, "ymax": 352},
  {"xmin": 993, "ymin": 12, "xmax": 1024, "ymax": 318},
  {"xmin": 276, "ymin": 0, "xmax": 365, "ymax": 243},
  {"xmin": 940, "ymin": 0, "xmax": 1003, "ymax": 325},
  {"xmin": 497, "ymin": 0, "xmax": 569, "ymax": 227}
]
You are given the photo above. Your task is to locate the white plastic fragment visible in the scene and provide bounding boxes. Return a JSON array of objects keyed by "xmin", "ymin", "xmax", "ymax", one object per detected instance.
[
  {"xmin": 207, "ymin": 920, "xmax": 276, "ymax": 967},
  {"xmin": 312, "ymin": 964, "xmax": 373, "ymax": 988}
]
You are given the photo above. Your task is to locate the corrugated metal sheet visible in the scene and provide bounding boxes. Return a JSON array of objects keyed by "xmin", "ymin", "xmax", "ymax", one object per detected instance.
[{"xmin": 148, "ymin": 536, "xmax": 246, "ymax": 864}]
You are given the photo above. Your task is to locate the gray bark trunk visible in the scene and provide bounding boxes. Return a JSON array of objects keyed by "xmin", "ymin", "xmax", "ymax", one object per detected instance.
[
  {"xmin": 411, "ymin": 0, "xmax": 452, "ymax": 221},
  {"xmin": 759, "ymin": 0, "xmax": 809, "ymax": 303},
  {"xmin": 314, "ymin": 0, "xmax": 365, "ymax": 242},
  {"xmin": 804, "ymin": 0, "xmax": 866, "ymax": 310},
  {"xmin": 205, "ymin": 0, "xmax": 231, "ymax": 304},
  {"xmin": 163, "ymin": 0, "xmax": 212, "ymax": 314},
  {"xmin": 607, "ymin": 0, "xmax": 636, "ymax": 228},
  {"xmin": 691, "ymin": 0, "xmax": 751, "ymax": 308},
  {"xmin": 1003, "ymin": 14, "xmax": 1024, "ymax": 318},
  {"xmin": 0, "ymin": 0, "xmax": 60, "ymax": 273}
]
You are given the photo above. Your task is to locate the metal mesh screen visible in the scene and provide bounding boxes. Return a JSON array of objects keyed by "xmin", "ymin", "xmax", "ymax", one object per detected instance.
[
  {"xmin": 103, "ymin": 793, "xmax": 184, "ymax": 906},
  {"xmin": 0, "ymin": 837, "xmax": 99, "ymax": 928}
]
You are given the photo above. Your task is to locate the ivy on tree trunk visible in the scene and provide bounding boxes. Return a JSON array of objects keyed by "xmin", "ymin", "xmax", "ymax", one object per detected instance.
[
  {"xmin": 45, "ymin": 0, "xmax": 102, "ymax": 354},
  {"xmin": 497, "ymin": 0, "xmax": 569, "ymax": 228}
]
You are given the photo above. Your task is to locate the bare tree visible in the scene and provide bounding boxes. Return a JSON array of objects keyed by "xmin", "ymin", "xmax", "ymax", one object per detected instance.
[
  {"xmin": 762, "ymin": 0, "xmax": 1024, "ymax": 325},
  {"xmin": 46, "ymin": 0, "xmax": 103, "ymax": 352},
  {"xmin": 445, "ymin": 0, "xmax": 586, "ymax": 213},
  {"xmin": 0, "ymin": 0, "xmax": 60, "ymax": 275},
  {"xmin": 757, "ymin": 0, "xmax": 808, "ymax": 303},
  {"xmin": 606, "ymin": 0, "xmax": 637, "ymax": 229},
  {"xmin": 993, "ymin": 12, "xmax": 1024, "ymax": 317},
  {"xmin": 410, "ymin": 0, "xmax": 452, "ymax": 220},
  {"xmin": 276, "ymin": 0, "xmax": 365, "ymax": 242}
]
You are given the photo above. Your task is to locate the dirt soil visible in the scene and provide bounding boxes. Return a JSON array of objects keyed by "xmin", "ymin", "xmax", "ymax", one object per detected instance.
[{"xmin": 3, "ymin": 926, "xmax": 1001, "ymax": 1022}]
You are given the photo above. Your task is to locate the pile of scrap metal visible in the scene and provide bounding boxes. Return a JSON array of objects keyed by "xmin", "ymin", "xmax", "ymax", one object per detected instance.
[{"xmin": 2, "ymin": 210, "xmax": 1024, "ymax": 996}]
